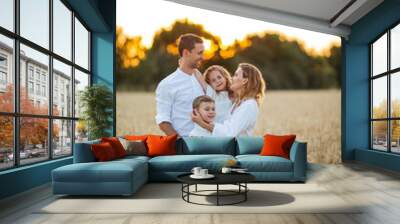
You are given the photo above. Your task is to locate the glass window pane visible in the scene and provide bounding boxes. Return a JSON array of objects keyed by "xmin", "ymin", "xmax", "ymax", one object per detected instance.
[
  {"xmin": 53, "ymin": 59, "xmax": 72, "ymax": 117},
  {"xmin": 392, "ymin": 120, "xmax": 400, "ymax": 153},
  {"xmin": 372, "ymin": 121, "xmax": 388, "ymax": 151},
  {"xmin": 53, "ymin": 119, "xmax": 72, "ymax": 157},
  {"xmin": 372, "ymin": 33, "xmax": 387, "ymax": 76},
  {"xmin": 0, "ymin": 34, "xmax": 14, "ymax": 112},
  {"xmin": 74, "ymin": 69, "xmax": 89, "ymax": 118},
  {"xmin": 75, "ymin": 120, "xmax": 88, "ymax": 143},
  {"xmin": 372, "ymin": 77, "xmax": 387, "ymax": 119},
  {"xmin": 20, "ymin": 117, "xmax": 49, "ymax": 165},
  {"xmin": 20, "ymin": 44, "xmax": 49, "ymax": 115},
  {"xmin": 391, "ymin": 72, "xmax": 400, "ymax": 118},
  {"xmin": 391, "ymin": 24, "xmax": 400, "ymax": 70},
  {"xmin": 53, "ymin": 0, "xmax": 72, "ymax": 60},
  {"xmin": 0, "ymin": 0, "xmax": 14, "ymax": 31},
  {"xmin": 20, "ymin": 0, "xmax": 49, "ymax": 49},
  {"xmin": 0, "ymin": 116, "xmax": 14, "ymax": 170},
  {"xmin": 74, "ymin": 18, "xmax": 89, "ymax": 70}
]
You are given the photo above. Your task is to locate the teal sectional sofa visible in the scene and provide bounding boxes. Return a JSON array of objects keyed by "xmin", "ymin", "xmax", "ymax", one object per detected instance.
[{"xmin": 52, "ymin": 136, "xmax": 307, "ymax": 196}]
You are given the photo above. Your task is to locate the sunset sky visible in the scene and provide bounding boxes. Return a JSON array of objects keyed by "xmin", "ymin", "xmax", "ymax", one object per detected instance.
[{"xmin": 117, "ymin": 0, "xmax": 341, "ymax": 55}]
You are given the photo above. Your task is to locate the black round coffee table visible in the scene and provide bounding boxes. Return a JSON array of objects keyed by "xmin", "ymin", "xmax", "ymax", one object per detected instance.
[{"xmin": 177, "ymin": 172, "xmax": 255, "ymax": 206}]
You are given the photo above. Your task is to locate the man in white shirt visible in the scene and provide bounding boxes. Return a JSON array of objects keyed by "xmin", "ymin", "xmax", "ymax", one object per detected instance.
[{"xmin": 155, "ymin": 33, "xmax": 205, "ymax": 137}]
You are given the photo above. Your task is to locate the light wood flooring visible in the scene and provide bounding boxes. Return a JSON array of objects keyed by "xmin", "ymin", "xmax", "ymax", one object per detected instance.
[{"xmin": 1, "ymin": 162, "xmax": 400, "ymax": 224}]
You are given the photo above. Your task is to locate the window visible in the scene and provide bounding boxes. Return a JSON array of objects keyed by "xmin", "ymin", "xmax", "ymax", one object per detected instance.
[
  {"xmin": 0, "ymin": 54, "xmax": 7, "ymax": 67},
  {"xmin": 0, "ymin": 34, "xmax": 13, "ymax": 113},
  {"xmin": 36, "ymin": 84, "xmax": 40, "ymax": 95},
  {"xmin": 0, "ymin": 0, "xmax": 14, "ymax": 32},
  {"xmin": 53, "ymin": 59, "xmax": 71, "ymax": 117},
  {"xmin": 42, "ymin": 85, "xmax": 46, "ymax": 97},
  {"xmin": 0, "ymin": 71, "xmax": 6, "ymax": 85},
  {"xmin": 35, "ymin": 70, "xmax": 40, "ymax": 81},
  {"xmin": 74, "ymin": 69, "xmax": 89, "ymax": 118},
  {"xmin": 53, "ymin": 0, "xmax": 72, "ymax": 60},
  {"xmin": 28, "ymin": 67, "xmax": 34, "ymax": 80},
  {"xmin": 20, "ymin": 0, "xmax": 49, "ymax": 49},
  {"xmin": 28, "ymin": 81, "xmax": 34, "ymax": 94},
  {"xmin": 75, "ymin": 18, "xmax": 89, "ymax": 70},
  {"xmin": 0, "ymin": 53, "xmax": 8, "ymax": 89},
  {"xmin": 371, "ymin": 23, "xmax": 400, "ymax": 154},
  {"xmin": 0, "ymin": 0, "xmax": 91, "ymax": 170},
  {"xmin": 0, "ymin": 116, "xmax": 13, "ymax": 170},
  {"xmin": 53, "ymin": 119, "xmax": 72, "ymax": 158}
]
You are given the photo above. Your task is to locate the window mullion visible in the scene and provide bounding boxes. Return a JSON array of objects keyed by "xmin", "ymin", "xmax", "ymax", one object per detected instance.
[
  {"xmin": 388, "ymin": 30, "xmax": 391, "ymax": 153},
  {"xmin": 71, "ymin": 10, "xmax": 76, "ymax": 154},
  {"xmin": 370, "ymin": 45, "xmax": 374, "ymax": 150},
  {"xmin": 13, "ymin": 0, "xmax": 20, "ymax": 167},
  {"xmin": 48, "ymin": 0, "xmax": 54, "ymax": 160}
]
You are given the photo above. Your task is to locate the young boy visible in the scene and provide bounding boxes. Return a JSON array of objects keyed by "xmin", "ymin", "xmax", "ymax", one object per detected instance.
[{"xmin": 189, "ymin": 95, "xmax": 216, "ymax": 136}]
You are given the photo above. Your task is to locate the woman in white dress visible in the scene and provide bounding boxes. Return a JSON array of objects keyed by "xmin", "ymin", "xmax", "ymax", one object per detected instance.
[{"xmin": 192, "ymin": 63, "xmax": 266, "ymax": 137}]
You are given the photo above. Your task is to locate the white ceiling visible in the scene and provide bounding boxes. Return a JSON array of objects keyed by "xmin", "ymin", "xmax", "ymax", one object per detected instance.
[{"xmin": 165, "ymin": 0, "xmax": 384, "ymax": 38}]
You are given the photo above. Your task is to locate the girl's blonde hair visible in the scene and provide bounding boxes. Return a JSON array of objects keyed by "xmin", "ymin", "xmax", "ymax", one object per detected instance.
[
  {"xmin": 236, "ymin": 63, "xmax": 266, "ymax": 105},
  {"xmin": 203, "ymin": 65, "xmax": 233, "ymax": 96}
]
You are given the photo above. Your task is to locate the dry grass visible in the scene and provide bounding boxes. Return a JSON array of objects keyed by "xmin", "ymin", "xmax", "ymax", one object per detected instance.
[{"xmin": 116, "ymin": 90, "xmax": 341, "ymax": 164}]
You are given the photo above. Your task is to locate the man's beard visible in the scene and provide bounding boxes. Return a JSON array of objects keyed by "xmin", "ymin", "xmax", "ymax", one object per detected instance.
[{"xmin": 191, "ymin": 60, "xmax": 201, "ymax": 69}]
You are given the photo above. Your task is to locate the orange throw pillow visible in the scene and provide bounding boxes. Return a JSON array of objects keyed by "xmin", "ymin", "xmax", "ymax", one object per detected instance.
[
  {"xmin": 91, "ymin": 142, "xmax": 117, "ymax": 161},
  {"xmin": 101, "ymin": 137, "xmax": 126, "ymax": 158},
  {"xmin": 146, "ymin": 134, "xmax": 178, "ymax": 157},
  {"xmin": 124, "ymin": 135, "xmax": 148, "ymax": 141},
  {"xmin": 260, "ymin": 134, "xmax": 296, "ymax": 159}
]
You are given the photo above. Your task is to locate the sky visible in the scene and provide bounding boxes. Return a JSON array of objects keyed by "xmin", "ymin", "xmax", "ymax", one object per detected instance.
[
  {"xmin": 117, "ymin": 0, "xmax": 341, "ymax": 55},
  {"xmin": 0, "ymin": 0, "xmax": 89, "ymax": 70}
]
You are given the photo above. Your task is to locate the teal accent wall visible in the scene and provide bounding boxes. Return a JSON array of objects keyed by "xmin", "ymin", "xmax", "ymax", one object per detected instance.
[
  {"xmin": 0, "ymin": 0, "xmax": 116, "ymax": 200},
  {"xmin": 0, "ymin": 158, "xmax": 72, "ymax": 199},
  {"xmin": 91, "ymin": 0, "xmax": 116, "ymax": 136},
  {"xmin": 343, "ymin": 0, "xmax": 400, "ymax": 172}
]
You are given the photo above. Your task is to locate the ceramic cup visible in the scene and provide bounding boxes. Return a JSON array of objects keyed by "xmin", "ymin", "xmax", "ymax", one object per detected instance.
[
  {"xmin": 200, "ymin": 169, "xmax": 208, "ymax": 176},
  {"xmin": 221, "ymin": 167, "xmax": 232, "ymax": 173},
  {"xmin": 191, "ymin": 167, "xmax": 202, "ymax": 176}
]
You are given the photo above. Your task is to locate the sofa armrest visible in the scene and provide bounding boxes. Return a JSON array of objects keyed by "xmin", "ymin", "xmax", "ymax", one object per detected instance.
[
  {"xmin": 73, "ymin": 140, "xmax": 100, "ymax": 163},
  {"xmin": 289, "ymin": 141, "xmax": 307, "ymax": 181}
]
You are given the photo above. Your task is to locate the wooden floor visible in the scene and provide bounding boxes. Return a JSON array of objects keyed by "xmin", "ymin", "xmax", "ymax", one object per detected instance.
[{"xmin": 1, "ymin": 162, "xmax": 400, "ymax": 224}]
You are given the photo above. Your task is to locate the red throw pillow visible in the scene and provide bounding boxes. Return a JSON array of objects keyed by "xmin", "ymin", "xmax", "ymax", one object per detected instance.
[
  {"xmin": 146, "ymin": 134, "xmax": 178, "ymax": 157},
  {"xmin": 91, "ymin": 142, "xmax": 117, "ymax": 161},
  {"xmin": 260, "ymin": 134, "xmax": 296, "ymax": 159},
  {"xmin": 101, "ymin": 137, "xmax": 126, "ymax": 158}
]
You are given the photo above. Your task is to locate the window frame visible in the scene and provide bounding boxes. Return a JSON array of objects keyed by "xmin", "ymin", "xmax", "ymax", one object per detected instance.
[
  {"xmin": 0, "ymin": 0, "xmax": 92, "ymax": 171},
  {"xmin": 370, "ymin": 20, "xmax": 400, "ymax": 154}
]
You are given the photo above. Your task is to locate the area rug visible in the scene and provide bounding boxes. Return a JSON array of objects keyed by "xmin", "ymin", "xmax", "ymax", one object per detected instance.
[{"xmin": 36, "ymin": 183, "xmax": 362, "ymax": 214}]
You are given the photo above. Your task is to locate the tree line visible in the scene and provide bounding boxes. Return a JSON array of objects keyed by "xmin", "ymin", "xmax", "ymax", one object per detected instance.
[{"xmin": 117, "ymin": 19, "xmax": 341, "ymax": 91}]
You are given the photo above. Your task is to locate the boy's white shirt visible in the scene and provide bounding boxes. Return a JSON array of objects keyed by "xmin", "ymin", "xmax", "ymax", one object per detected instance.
[{"xmin": 189, "ymin": 123, "xmax": 212, "ymax": 137}]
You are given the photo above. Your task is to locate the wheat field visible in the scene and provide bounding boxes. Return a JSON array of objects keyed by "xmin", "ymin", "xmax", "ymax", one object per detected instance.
[{"xmin": 116, "ymin": 90, "xmax": 341, "ymax": 164}]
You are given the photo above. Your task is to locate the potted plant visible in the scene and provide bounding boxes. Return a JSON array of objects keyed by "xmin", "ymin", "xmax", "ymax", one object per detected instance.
[{"xmin": 79, "ymin": 84, "xmax": 113, "ymax": 140}]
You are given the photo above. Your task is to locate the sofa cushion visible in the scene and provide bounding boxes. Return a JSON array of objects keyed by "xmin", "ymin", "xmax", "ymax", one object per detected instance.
[
  {"xmin": 236, "ymin": 136, "xmax": 263, "ymax": 155},
  {"xmin": 52, "ymin": 159, "xmax": 147, "ymax": 183},
  {"xmin": 260, "ymin": 134, "xmax": 296, "ymax": 159},
  {"xmin": 74, "ymin": 139, "xmax": 101, "ymax": 163},
  {"xmin": 177, "ymin": 137, "xmax": 236, "ymax": 155},
  {"xmin": 149, "ymin": 154, "xmax": 235, "ymax": 172},
  {"xmin": 147, "ymin": 134, "xmax": 178, "ymax": 157},
  {"xmin": 101, "ymin": 137, "xmax": 127, "ymax": 158},
  {"xmin": 236, "ymin": 155, "xmax": 293, "ymax": 172},
  {"xmin": 91, "ymin": 142, "xmax": 118, "ymax": 161},
  {"xmin": 119, "ymin": 138, "xmax": 147, "ymax": 156}
]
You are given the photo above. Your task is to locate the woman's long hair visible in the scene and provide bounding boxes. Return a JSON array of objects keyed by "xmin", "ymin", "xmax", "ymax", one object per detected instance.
[{"xmin": 236, "ymin": 63, "xmax": 266, "ymax": 106}]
